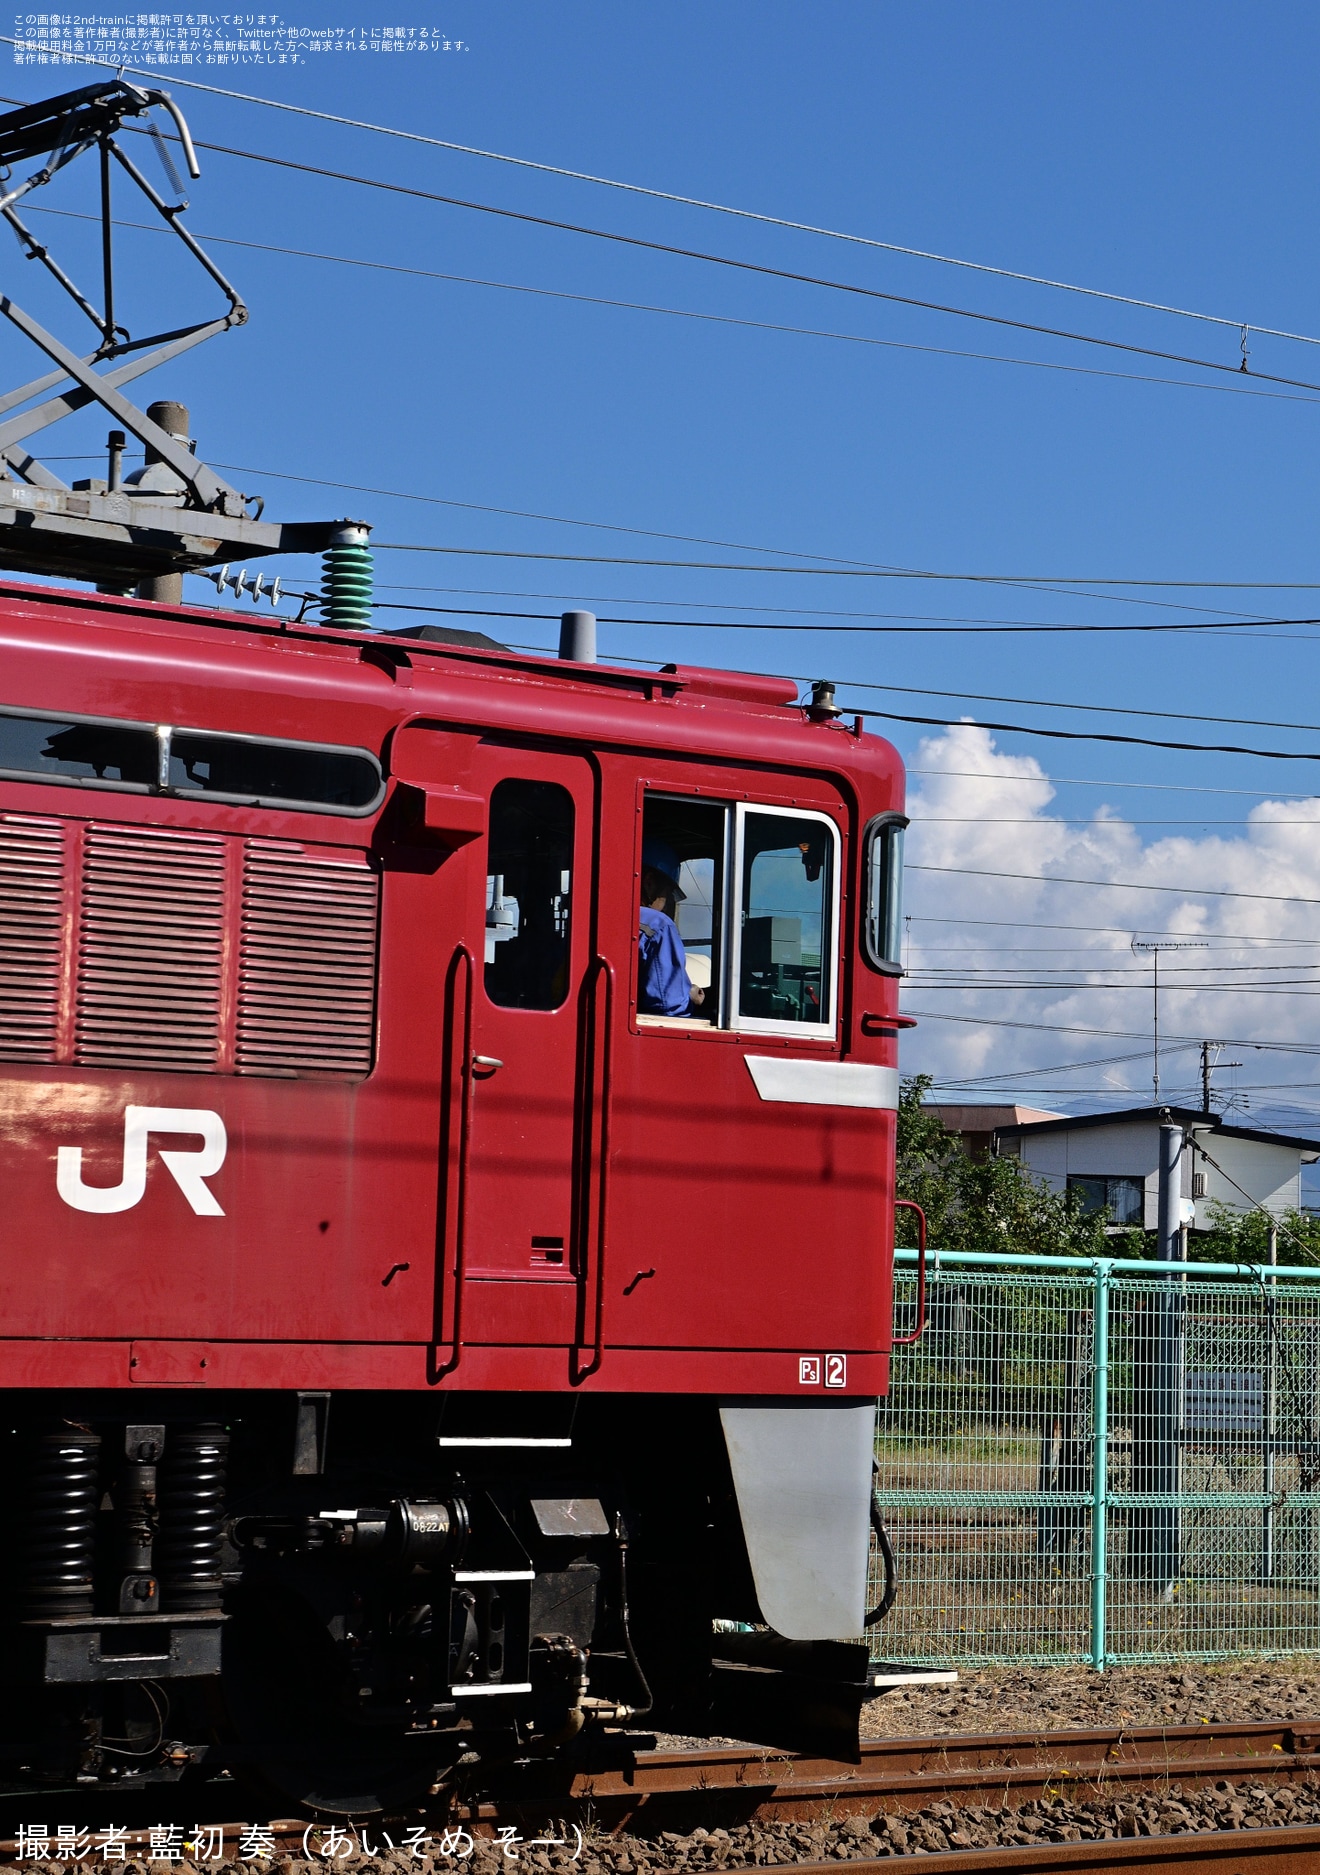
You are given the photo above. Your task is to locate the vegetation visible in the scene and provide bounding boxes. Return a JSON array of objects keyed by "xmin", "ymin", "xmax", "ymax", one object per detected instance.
[
  {"xmin": 896, "ymin": 1077, "xmax": 1320, "ymax": 1265},
  {"xmin": 895, "ymin": 1074, "xmax": 1109, "ymax": 1257}
]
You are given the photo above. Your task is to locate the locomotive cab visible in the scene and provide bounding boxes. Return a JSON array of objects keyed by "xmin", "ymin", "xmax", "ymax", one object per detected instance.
[{"xmin": 0, "ymin": 587, "xmax": 907, "ymax": 1811}]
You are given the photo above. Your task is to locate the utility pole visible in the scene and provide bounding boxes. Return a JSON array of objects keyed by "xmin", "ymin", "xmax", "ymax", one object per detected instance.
[
  {"xmin": 1199, "ymin": 1039, "xmax": 1244, "ymax": 1115},
  {"xmin": 1131, "ymin": 939, "xmax": 1208, "ymax": 1101}
]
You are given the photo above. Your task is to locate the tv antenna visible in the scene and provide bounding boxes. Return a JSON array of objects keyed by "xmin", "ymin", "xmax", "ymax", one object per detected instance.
[
  {"xmin": 1131, "ymin": 937, "xmax": 1209, "ymax": 1103},
  {"xmin": 0, "ymin": 81, "xmax": 357, "ymax": 600}
]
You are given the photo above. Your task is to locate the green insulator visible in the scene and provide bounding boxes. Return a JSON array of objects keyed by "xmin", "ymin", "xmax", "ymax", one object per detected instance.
[{"xmin": 321, "ymin": 535, "xmax": 373, "ymax": 628}]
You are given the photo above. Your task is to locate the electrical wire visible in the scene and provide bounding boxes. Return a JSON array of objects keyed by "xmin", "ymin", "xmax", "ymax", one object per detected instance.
[
  {"xmin": 363, "ymin": 596, "xmax": 1302, "ymax": 637},
  {"xmin": 907, "ymin": 913, "xmax": 1320, "ymax": 944},
  {"xmin": 909, "ymin": 862, "xmax": 1320, "ymax": 907},
  {"xmin": 904, "ymin": 1009, "xmax": 1320, "ymax": 1053},
  {"xmin": 29, "ymin": 203, "xmax": 1320, "ymax": 412},
  {"xmin": 853, "ymin": 704, "xmax": 1320, "ymax": 764},
  {"xmin": 6, "ymin": 39, "xmax": 1320, "ymax": 355},
  {"xmin": 368, "ymin": 540, "xmax": 1320, "ymax": 594},
  {"xmin": 908, "ymin": 769, "xmax": 1320, "ymax": 799},
  {"xmin": 459, "ymin": 629, "xmax": 1320, "ymax": 761},
  {"xmin": 65, "ymin": 122, "xmax": 1320, "ymax": 403}
]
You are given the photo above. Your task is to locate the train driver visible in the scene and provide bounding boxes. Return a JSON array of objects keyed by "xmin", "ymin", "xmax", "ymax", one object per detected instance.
[{"xmin": 639, "ymin": 840, "xmax": 706, "ymax": 1017}]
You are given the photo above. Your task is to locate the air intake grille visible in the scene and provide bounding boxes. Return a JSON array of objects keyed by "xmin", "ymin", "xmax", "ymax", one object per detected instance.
[
  {"xmin": 0, "ymin": 816, "xmax": 379, "ymax": 1080},
  {"xmin": 0, "ymin": 814, "xmax": 65, "ymax": 1061},
  {"xmin": 75, "ymin": 825, "xmax": 226, "ymax": 1072},
  {"xmin": 237, "ymin": 841, "xmax": 379, "ymax": 1077}
]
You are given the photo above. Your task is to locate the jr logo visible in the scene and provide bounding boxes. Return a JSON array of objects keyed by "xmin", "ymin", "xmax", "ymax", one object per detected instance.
[{"xmin": 56, "ymin": 1106, "xmax": 227, "ymax": 1217}]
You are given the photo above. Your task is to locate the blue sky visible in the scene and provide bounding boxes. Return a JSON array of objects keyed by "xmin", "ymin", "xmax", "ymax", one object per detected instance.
[{"xmin": 10, "ymin": 2, "xmax": 1320, "ymax": 1157}]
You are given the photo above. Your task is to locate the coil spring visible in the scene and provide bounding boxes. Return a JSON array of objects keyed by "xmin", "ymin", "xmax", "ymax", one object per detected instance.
[
  {"xmin": 21, "ymin": 1428, "xmax": 101, "ymax": 1618},
  {"xmin": 157, "ymin": 1425, "xmax": 228, "ymax": 1613}
]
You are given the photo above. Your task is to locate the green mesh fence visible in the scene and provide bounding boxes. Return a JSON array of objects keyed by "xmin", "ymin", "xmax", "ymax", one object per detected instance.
[{"xmin": 871, "ymin": 1252, "xmax": 1320, "ymax": 1668}]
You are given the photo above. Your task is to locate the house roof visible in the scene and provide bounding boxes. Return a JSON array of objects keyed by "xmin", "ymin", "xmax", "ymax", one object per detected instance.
[
  {"xmin": 925, "ymin": 1103, "xmax": 1064, "ymax": 1132},
  {"xmin": 995, "ymin": 1105, "xmax": 1320, "ymax": 1160}
]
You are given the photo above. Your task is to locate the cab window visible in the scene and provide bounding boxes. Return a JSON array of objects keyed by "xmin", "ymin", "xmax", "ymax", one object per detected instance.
[
  {"xmin": 737, "ymin": 810, "xmax": 834, "ymax": 1027},
  {"xmin": 862, "ymin": 814, "xmax": 907, "ymax": 974},
  {"xmin": 485, "ymin": 779, "xmax": 573, "ymax": 1010},
  {"xmin": 638, "ymin": 797, "xmax": 726, "ymax": 1023},
  {"xmin": 638, "ymin": 793, "xmax": 839, "ymax": 1035}
]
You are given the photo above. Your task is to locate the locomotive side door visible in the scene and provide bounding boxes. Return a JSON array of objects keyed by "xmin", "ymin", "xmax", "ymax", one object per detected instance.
[{"xmin": 448, "ymin": 740, "xmax": 597, "ymax": 1350}]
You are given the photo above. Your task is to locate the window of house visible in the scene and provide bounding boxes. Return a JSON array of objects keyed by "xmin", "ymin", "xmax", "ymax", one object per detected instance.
[
  {"xmin": 484, "ymin": 779, "xmax": 574, "ymax": 1010},
  {"xmin": 1068, "ymin": 1174, "xmax": 1144, "ymax": 1226},
  {"xmin": 638, "ymin": 794, "xmax": 839, "ymax": 1034}
]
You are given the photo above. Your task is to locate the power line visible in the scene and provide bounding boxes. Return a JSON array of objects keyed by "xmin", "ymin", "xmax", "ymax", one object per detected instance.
[
  {"xmin": 904, "ymin": 1008, "xmax": 1320, "ymax": 1054},
  {"xmin": 365, "ymin": 586, "xmax": 1284, "ymax": 629},
  {"xmin": 32, "ymin": 203, "xmax": 1320, "ymax": 413},
  {"xmin": 362, "ymin": 595, "xmax": 1296, "ymax": 638},
  {"xmin": 6, "ymin": 40, "xmax": 1319, "ymax": 355},
  {"xmin": 908, "ymin": 767, "xmax": 1320, "ymax": 799},
  {"xmin": 369, "ymin": 540, "xmax": 1320, "ymax": 593},
  {"xmin": 473, "ymin": 629, "xmax": 1320, "ymax": 762},
  {"xmin": 910, "ymin": 862, "xmax": 1320, "ymax": 906},
  {"xmin": 851, "ymin": 679, "xmax": 1320, "ymax": 737},
  {"xmin": 854, "ymin": 703, "xmax": 1320, "ymax": 763},
  {"xmin": 102, "ymin": 124, "xmax": 1320, "ymax": 403},
  {"xmin": 914, "ymin": 817, "xmax": 1320, "ymax": 825},
  {"xmin": 906, "ymin": 913, "xmax": 1320, "ymax": 945}
]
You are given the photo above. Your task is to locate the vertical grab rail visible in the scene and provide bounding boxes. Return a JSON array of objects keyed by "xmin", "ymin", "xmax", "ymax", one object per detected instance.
[
  {"xmin": 433, "ymin": 942, "xmax": 474, "ymax": 1379},
  {"xmin": 891, "ymin": 1199, "xmax": 928, "ymax": 1346},
  {"xmin": 575, "ymin": 956, "xmax": 615, "ymax": 1381}
]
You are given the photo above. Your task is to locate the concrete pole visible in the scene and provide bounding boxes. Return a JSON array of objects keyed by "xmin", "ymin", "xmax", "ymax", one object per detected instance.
[
  {"xmin": 1153, "ymin": 1120, "xmax": 1184, "ymax": 1599},
  {"xmin": 135, "ymin": 401, "xmax": 190, "ymax": 605}
]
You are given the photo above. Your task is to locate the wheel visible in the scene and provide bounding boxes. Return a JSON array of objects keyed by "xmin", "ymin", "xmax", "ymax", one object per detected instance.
[{"xmin": 219, "ymin": 1582, "xmax": 460, "ymax": 1817}]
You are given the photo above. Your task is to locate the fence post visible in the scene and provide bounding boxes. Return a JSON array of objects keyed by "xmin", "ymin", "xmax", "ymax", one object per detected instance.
[{"xmin": 1090, "ymin": 1258, "xmax": 1112, "ymax": 1672}]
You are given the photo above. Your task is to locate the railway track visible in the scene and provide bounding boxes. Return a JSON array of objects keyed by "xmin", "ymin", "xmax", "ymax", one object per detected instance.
[
  {"xmin": 3, "ymin": 1719, "xmax": 1320, "ymax": 1864},
  {"xmin": 473, "ymin": 1718, "xmax": 1320, "ymax": 1828}
]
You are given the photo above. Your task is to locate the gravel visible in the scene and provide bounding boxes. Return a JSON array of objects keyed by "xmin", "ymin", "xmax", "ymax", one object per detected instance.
[
  {"xmin": 863, "ymin": 1657, "xmax": 1320, "ymax": 1736},
  {"xmin": 44, "ymin": 1778, "xmax": 1314, "ymax": 1868}
]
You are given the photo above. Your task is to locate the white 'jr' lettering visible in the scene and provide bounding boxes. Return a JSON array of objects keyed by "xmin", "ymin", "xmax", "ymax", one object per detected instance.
[{"xmin": 56, "ymin": 1106, "xmax": 227, "ymax": 1217}]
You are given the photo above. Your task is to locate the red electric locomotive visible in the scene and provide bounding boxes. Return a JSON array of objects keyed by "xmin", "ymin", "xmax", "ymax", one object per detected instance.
[{"xmin": 0, "ymin": 81, "xmax": 910, "ymax": 1811}]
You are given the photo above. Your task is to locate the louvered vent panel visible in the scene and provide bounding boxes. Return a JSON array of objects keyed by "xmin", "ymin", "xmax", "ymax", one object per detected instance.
[
  {"xmin": 75, "ymin": 824, "xmax": 226, "ymax": 1072},
  {"xmin": 237, "ymin": 841, "xmax": 378, "ymax": 1077},
  {"xmin": 0, "ymin": 814, "xmax": 66, "ymax": 1061}
]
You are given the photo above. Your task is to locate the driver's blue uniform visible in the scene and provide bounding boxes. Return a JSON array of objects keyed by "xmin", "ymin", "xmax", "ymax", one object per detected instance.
[{"xmin": 638, "ymin": 906, "xmax": 692, "ymax": 1016}]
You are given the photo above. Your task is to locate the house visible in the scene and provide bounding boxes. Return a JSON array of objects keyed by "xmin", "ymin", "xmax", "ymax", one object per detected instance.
[
  {"xmin": 993, "ymin": 1106, "xmax": 1320, "ymax": 1232},
  {"xmin": 923, "ymin": 1103, "xmax": 1064, "ymax": 1161}
]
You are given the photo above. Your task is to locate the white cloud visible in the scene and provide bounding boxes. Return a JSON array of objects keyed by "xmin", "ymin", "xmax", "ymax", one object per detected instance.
[{"xmin": 901, "ymin": 724, "xmax": 1320, "ymax": 1124}]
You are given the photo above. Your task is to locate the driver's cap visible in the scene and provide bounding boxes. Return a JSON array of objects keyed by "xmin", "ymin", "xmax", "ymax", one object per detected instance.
[{"xmin": 642, "ymin": 838, "xmax": 686, "ymax": 899}]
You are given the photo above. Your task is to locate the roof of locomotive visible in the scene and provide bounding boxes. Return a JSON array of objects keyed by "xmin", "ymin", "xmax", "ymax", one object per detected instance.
[{"xmin": 0, "ymin": 575, "xmax": 906, "ymax": 795}]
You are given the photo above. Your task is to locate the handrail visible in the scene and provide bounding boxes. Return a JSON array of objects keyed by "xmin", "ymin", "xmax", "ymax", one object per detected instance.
[
  {"xmin": 575, "ymin": 955, "xmax": 615, "ymax": 1381},
  {"xmin": 433, "ymin": 942, "xmax": 474, "ymax": 1378},
  {"xmin": 893, "ymin": 1246, "xmax": 1320, "ymax": 1278},
  {"xmin": 891, "ymin": 1199, "xmax": 927, "ymax": 1345}
]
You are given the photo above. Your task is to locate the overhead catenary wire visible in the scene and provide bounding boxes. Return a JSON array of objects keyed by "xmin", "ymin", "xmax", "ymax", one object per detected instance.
[
  {"xmin": 61, "ymin": 120, "xmax": 1320, "ymax": 403},
  {"xmin": 28, "ymin": 202, "xmax": 1320, "ymax": 413},
  {"xmin": 6, "ymin": 38, "xmax": 1320, "ymax": 354}
]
